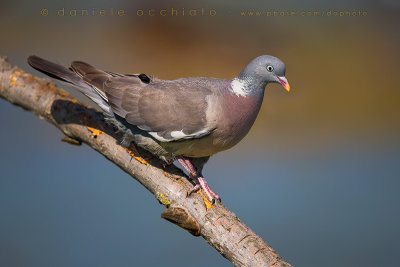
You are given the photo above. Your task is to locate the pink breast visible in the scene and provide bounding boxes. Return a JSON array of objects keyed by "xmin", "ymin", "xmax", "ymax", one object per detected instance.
[{"xmin": 215, "ymin": 92, "xmax": 264, "ymax": 148}]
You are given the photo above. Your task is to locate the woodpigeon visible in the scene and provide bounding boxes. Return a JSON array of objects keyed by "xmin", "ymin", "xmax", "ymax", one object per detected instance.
[{"xmin": 28, "ymin": 55, "xmax": 290, "ymax": 204}]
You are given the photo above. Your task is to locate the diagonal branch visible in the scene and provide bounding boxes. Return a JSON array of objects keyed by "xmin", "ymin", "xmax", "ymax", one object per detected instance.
[{"xmin": 0, "ymin": 56, "xmax": 292, "ymax": 267}]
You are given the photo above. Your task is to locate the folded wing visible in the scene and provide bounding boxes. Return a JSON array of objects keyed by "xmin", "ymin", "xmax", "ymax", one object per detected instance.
[{"xmin": 70, "ymin": 60, "xmax": 214, "ymax": 142}]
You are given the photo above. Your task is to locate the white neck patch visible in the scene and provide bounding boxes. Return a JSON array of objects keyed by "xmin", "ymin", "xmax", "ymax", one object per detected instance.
[{"xmin": 230, "ymin": 78, "xmax": 250, "ymax": 97}]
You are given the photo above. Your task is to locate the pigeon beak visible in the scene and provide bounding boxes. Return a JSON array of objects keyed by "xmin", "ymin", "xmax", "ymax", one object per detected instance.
[{"xmin": 276, "ymin": 76, "xmax": 290, "ymax": 92}]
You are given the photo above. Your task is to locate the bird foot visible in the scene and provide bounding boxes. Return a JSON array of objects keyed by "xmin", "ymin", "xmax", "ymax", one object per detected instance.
[
  {"xmin": 178, "ymin": 156, "xmax": 221, "ymax": 208},
  {"xmin": 198, "ymin": 177, "xmax": 221, "ymax": 204},
  {"xmin": 187, "ymin": 177, "xmax": 221, "ymax": 205},
  {"xmin": 187, "ymin": 184, "xmax": 201, "ymax": 196}
]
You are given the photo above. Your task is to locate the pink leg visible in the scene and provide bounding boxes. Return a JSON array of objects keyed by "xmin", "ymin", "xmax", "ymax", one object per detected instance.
[
  {"xmin": 177, "ymin": 158, "xmax": 196, "ymax": 177},
  {"xmin": 178, "ymin": 157, "xmax": 221, "ymax": 204},
  {"xmin": 197, "ymin": 177, "xmax": 220, "ymax": 203}
]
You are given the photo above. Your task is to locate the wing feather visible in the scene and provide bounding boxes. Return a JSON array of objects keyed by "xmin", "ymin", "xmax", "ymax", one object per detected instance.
[
  {"xmin": 67, "ymin": 60, "xmax": 215, "ymax": 142},
  {"xmin": 104, "ymin": 78, "xmax": 215, "ymax": 142}
]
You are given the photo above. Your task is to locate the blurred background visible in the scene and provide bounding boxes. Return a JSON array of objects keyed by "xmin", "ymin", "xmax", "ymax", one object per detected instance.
[{"xmin": 1, "ymin": 0, "xmax": 399, "ymax": 266}]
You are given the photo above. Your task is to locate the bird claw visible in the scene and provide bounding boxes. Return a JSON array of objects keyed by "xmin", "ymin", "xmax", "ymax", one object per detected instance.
[
  {"xmin": 211, "ymin": 195, "xmax": 221, "ymax": 205},
  {"xmin": 198, "ymin": 177, "xmax": 220, "ymax": 203},
  {"xmin": 186, "ymin": 177, "xmax": 221, "ymax": 207},
  {"xmin": 178, "ymin": 157, "xmax": 221, "ymax": 208},
  {"xmin": 187, "ymin": 184, "xmax": 201, "ymax": 197}
]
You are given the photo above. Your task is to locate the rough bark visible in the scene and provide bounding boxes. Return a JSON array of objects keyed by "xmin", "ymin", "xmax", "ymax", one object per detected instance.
[{"xmin": 0, "ymin": 56, "xmax": 292, "ymax": 267}]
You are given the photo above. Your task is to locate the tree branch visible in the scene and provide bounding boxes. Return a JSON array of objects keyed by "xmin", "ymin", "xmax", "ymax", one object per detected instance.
[{"xmin": 0, "ymin": 56, "xmax": 292, "ymax": 267}]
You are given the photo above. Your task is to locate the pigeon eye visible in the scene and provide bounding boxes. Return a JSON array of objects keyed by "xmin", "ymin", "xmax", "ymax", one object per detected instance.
[{"xmin": 266, "ymin": 65, "xmax": 274, "ymax": 72}]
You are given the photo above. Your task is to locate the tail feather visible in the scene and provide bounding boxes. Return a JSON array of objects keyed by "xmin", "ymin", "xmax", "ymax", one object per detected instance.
[
  {"xmin": 28, "ymin": 56, "xmax": 82, "ymax": 85},
  {"xmin": 27, "ymin": 56, "xmax": 113, "ymax": 115},
  {"xmin": 70, "ymin": 61, "xmax": 110, "ymax": 102}
]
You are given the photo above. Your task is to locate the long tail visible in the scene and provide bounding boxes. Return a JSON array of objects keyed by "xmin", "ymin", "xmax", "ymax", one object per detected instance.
[{"xmin": 27, "ymin": 55, "xmax": 113, "ymax": 115}]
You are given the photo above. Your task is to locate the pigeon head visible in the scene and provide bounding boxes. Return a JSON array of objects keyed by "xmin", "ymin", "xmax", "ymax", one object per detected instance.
[{"xmin": 232, "ymin": 55, "xmax": 290, "ymax": 96}]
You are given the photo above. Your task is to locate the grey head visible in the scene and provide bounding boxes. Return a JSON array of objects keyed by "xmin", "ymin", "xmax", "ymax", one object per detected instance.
[{"xmin": 231, "ymin": 55, "xmax": 290, "ymax": 96}]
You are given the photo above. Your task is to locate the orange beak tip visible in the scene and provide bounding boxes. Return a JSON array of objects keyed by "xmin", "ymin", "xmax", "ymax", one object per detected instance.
[{"xmin": 277, "ymin": 76, "xmax": 290, "ymax": 92}]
